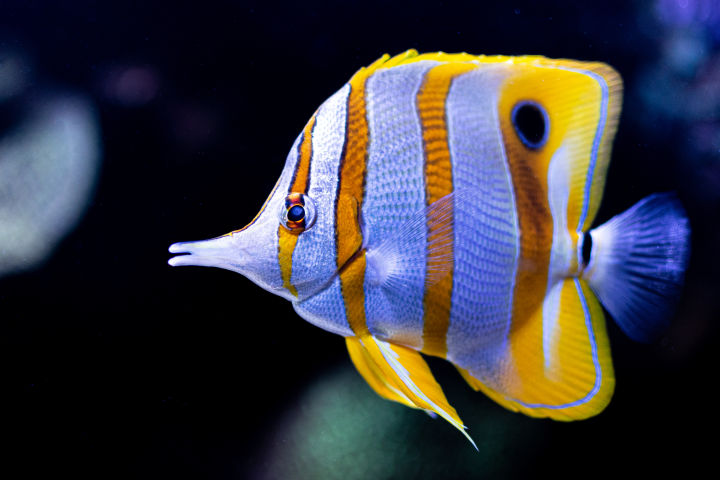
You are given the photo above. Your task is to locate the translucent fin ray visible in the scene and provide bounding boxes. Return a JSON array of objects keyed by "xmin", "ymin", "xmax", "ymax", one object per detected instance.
[
  {"xmin": 583, "ymin": 193, "xmax": 691, "ymax": 342},
  {"xmin": 365, "ymin": 192, "xmax": 456, "ymax": 292}
]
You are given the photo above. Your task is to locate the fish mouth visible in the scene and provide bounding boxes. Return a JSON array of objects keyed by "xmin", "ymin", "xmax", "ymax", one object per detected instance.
[{"xmin": 168, "ymin": 235, "xmax": 239, "ymax": 270}]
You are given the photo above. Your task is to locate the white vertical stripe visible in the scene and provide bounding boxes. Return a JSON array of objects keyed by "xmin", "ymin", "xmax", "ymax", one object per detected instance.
[
  {"xmin": 291, "ymin": 84, "xmax": 350, "ymax": 298},
  {"xmin": 443, "ymin": 66, "xmax": 520, "ymax": 384},
  {"xmin": 294, "ymin": 275, "xmax": 353, "ymax": 336},
  {"xmin": 362, "ymin": 61, "xmax": 437, "ymax": 348},
  {"xmin": 290, "ymin": 84, "xmax": 352, "ymax": 334},
  {"xmin": 542, "ymin": 144, "xmax": 574, "ymax": 376}
]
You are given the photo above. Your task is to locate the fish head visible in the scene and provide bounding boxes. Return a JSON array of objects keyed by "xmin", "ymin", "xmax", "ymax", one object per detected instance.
[{"xmin": 169, "ymin": 85, "xmax": 361, "ymax": 303}]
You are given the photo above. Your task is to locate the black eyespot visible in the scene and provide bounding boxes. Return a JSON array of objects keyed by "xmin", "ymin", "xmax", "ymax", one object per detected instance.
[
  {"xmin": 287, "ymin": 204, "xmax": 305, "ymax": 222},
  {"xmin": 511, "ymin": 101, "xmax": 549, "ymax": 149},
  {"xmin": 582, "ymin": 232, "xmax": 593, "ymax": 267}
]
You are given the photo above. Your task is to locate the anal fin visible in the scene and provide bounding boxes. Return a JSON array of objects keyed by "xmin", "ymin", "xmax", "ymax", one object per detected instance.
[
  {"xmin": 456, "ymin": 366, "xmax": 523, "ymax": 414},
  {"xmin": 458, "ymin": 278, "xmax": 614, "ymax": 421},
  {"xmin": 346, "ymin": 335, "xmax": 476, "ymax": 448},
  {"xmin": 346, "ymin": 337, "xmax": 416, "ymax": 409}
]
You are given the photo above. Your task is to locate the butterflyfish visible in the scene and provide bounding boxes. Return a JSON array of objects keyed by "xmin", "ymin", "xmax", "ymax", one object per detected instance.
[{"xmin": 169, "ymin": 50, "xmax": 690, "ymax": 447}]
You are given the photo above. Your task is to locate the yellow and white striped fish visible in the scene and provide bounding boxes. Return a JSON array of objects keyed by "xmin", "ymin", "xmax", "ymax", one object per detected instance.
[{"xmin": 169, "ymin": 50, "xmax": 690, "ymax": 446}]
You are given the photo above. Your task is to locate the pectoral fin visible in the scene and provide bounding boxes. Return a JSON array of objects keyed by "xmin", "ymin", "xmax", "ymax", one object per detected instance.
[
  {"xmin": 365, "ymin": 192, "xmax": 456, "ymax": 293},
  {"xmin": 346, "ymin": 335, "xmax": 476, "ymax": 448}
]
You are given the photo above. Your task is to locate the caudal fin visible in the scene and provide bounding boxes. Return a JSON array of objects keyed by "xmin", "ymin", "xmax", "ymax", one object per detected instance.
[{"xmin": 582, "ymin": 193, "xmax": 690, "ymax": 342}]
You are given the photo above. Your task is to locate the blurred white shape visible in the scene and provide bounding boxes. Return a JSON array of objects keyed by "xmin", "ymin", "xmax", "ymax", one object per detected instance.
[{"xmin": 0, "ymin": 94, "xmax": 101, "ymax": 276}]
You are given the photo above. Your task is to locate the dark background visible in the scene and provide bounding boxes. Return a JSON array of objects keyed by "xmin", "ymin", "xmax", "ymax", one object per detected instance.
[{"xmin": 2, "ymin": 0, "xmax": 719, "ymax": 478}]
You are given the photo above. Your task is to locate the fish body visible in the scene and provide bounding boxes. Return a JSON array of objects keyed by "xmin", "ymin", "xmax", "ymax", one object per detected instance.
[{"xmin": 169, "ymin": 51, "xmax": 690, "ymax": 445}]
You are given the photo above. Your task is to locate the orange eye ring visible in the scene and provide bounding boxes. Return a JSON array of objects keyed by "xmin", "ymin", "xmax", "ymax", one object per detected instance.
[{"xmin": 281, "ymin": 192, "xmax": 316, "ymax": 233}]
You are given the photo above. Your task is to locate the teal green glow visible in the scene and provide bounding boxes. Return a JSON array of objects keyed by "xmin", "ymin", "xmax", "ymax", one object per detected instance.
[{"xmin": 253, "ymin": 363, "xmax": 550, "ymax": 479}]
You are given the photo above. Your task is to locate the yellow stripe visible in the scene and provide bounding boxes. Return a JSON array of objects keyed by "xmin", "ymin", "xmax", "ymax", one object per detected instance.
[
  {"xmin": 278, "ymin": 227, "xmax": 299, "ymax": 296},
  {"xmin": 417, "ymin": 62, "xmax": 476, "ymax": 357},
  {"xmin": 278, "ymin": 115, "xmax": 316, "ymax": 297},
  {"xmin": 290, "ymin": 116, "xmax": 316, "ymax": 193},
  {"xmin": 340, "ymin": 252, "xmax": 369, "ymax": 335},
  {"xmin": 336, "ymin": 55, "xmax": 392, "ymax": 336},
  {"xmin": 346, "ymin": 336, "xmax": 417, "ymax": 408}
]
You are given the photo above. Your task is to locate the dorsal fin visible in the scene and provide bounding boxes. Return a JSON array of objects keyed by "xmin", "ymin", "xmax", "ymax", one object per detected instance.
[{"xmin": 363, "ymin": 50, "xmax": 621, "ymax": 234}]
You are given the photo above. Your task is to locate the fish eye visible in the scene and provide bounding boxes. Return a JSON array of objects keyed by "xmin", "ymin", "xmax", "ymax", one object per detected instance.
[
  {"xmin": 287, "ymin": 205, "xmax": 305, "ymax": 222},
  {"xmin": 511, "ymin": 101, "xmax": 549, "ymax": 149},
  {"xmin": 281, "ymin": 192, "xmax": 316, "ymax": 233}
]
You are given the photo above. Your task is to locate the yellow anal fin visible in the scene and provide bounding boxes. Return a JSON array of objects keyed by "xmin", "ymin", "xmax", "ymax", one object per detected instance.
[
  {"xmin": 346, "ymin": 335, "xmax": 476, "ymax": 448},
  {"xmin": 346, "ymin": 336, "xmax": 417, "ymax": 409},
  {"xmin": 459, "ymin": 279, "xmax": 614, "ymax": 421},
  {"xmin": 456, "ymin": 366, "xmax": 522, "ymax": 415}
]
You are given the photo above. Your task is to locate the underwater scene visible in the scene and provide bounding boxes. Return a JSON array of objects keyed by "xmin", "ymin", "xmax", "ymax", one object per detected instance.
[{"xmin": 2, "ymin": 0, "xmax": 719, "ymax": 478}]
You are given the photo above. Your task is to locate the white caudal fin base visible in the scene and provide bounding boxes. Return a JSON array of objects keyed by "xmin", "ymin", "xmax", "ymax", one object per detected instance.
[{"xmin": 583, "ymin": 193, "xmax": 691, "ymax": 342}]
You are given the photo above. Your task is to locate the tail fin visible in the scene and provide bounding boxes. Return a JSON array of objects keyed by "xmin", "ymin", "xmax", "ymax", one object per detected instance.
[{"xmin": 582, "ymin": 193, "xmax": 690, "ymax": 342}]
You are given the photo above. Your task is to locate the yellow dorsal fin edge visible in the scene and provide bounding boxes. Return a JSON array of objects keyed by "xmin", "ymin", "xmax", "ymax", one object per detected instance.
[{"xmin": 356, "ymin": 49, "xmax": 620, "ymax": 80}]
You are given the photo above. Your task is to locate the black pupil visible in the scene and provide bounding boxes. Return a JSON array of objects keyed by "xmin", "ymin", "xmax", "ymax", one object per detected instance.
[
  {"xmin": 287, "ymin": 205, "xmax": 305, "ymax": 222},
  {"xmin": 513, "ymin": 103, "xmax": 547, "ymax": 148}
]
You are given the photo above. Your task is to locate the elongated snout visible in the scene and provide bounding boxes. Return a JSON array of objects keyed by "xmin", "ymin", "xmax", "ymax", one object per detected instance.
[
  {"xmin": 168, "ymin": 234, "xmax": 241, "ymax": 271},
  {"xmin": 168, "ymin": 224, "xmax": 286, "ymax": 298}
]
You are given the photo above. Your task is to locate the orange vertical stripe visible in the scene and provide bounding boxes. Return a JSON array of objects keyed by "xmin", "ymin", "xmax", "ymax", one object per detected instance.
[
  {"xmin": 417, "ymin": 62, "xmax": 476, "ymax": 357},
  {"xmin": 278, "ymin": 115, "xmax": 316, "ymax": 297},
  {"xmin": 336, "ymin": 77, "xmax": 370, "ymax": 336},
  {"xmin": 497, "ymin": 76, "xmax": 555, "ymax": 326},
  {"xmin": 496, "ymin": 70, "xmax": 556, "ymax": 397},
  {"xmin": 336, "ymin": 56, "xmax": 392, "ymax": 336},
  {"xmin": 290, "ymin": 116, "xmax": 316, "ymax": 193}
]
